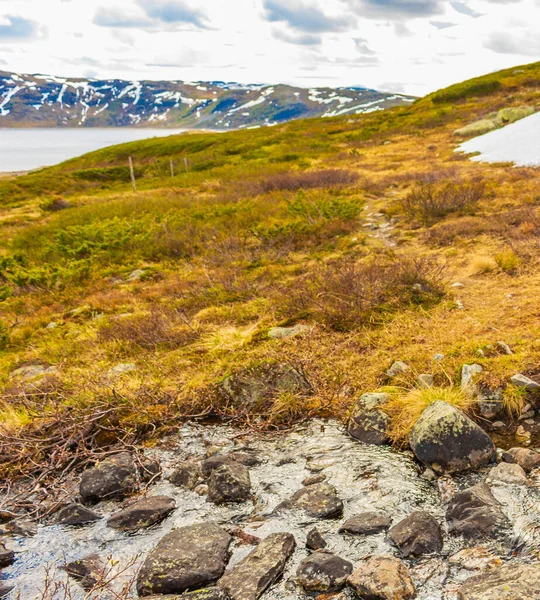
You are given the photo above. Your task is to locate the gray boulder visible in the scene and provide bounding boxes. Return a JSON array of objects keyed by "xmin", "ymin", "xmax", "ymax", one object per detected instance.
[
  {"xmin": 107, "ymin": 496, "xmax": 176, "ymax": 532},
  {"xmin": 388, "ymin": 512, "xmax": 443, "ymax": 557},
  {"xmin": 289, "ymin": 483, "xmax": 343, "ymax": 519},
  {"xmin": 56, "ymin": 503, "xmax": 101, "ymax": 526},
  {"xmin": 137, "ymin": 523, "xmax": 232, "ymax": 596},
  {"xmin": 340, "ymin": 512, "xmax": 391, "ymax": 535},
  {"xmin": 409, "ymin": 401, "xmax": 496, "ymax": 473},
  {"xmin": 207, "ymin": 463, "xmax": 252, "ymax": 504},
  {"xmin": 79, "ymin": 452, "xmax": 138, "ymax": 504},
  {"xmin": 348, "ymin": 556, "xmax": 416, "ymax": 600},
  {"xmin": 348, "ymin": 393, "xmax": 390, "ymax": 445},
  {"xmin": 218, "ymin": 532, "xmax": 295, "ymax": 600},
  {"xmin": 458, "ymin": 563, "xmax": 540, "ymax": 600},
  {"xmin": 296, "ymin": 551, "xmax": 353, "ymax": 592},
  {"xmin": 446, "ymin": 483, "xmax": 509, "ymax": 538}
]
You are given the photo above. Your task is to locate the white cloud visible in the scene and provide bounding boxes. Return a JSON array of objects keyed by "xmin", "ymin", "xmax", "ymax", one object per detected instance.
[{"xmin": 0, "ymin": 0, "xmax": 537, "ymax": 95}]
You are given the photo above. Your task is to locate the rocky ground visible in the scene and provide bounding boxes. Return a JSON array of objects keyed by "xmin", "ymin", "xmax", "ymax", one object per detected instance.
[{"xmin": 1, "ymin": 406, "xmax": 540, "ymax": 599}]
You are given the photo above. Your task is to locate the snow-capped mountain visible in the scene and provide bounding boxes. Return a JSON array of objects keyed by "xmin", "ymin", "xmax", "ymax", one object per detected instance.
[{"xmin": 0, "ymin": 71, "xmax": 415, "ymax": 129}]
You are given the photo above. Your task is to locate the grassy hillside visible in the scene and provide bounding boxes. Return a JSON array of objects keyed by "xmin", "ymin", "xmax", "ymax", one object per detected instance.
[{"xmin": 0, "ymin": 61, "xmax": 539, "ymax": 487}]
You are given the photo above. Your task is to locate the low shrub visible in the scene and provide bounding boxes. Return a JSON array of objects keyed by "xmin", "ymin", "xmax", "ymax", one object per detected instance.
[
  {"xmin": 258, "ymin": 169, "xmax": 359, "ymax": 193},
  {"xmin": 431, "ymin": 78, "xmax": 501, "ymax": 105}
]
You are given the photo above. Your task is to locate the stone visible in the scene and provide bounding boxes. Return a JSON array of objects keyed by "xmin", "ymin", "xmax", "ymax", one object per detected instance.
[
  {"xmin": 65, "ymin": 554, "xmax": 104, "ymax": 590},
  {"xmin": 268, "ymin": 324, "xmax": 309, "ymax": 339},
  {"xmin": 388, "ymin": 511, "xmax": 443, "ymax": 557},
  {"xmin": 306, "ymin": 528, "xmax": 327, "ymax": 550},
  {"xmin": 296, "ymin": 551, "xmax": 353, "ymax": 592},
  {"xmin": 107, "ymin": 362, "xmax": 136, "ymax": 377},
  {"xmin": 433, "ymin": 354, "xmax": 445, "ymax": 361},
  {"xmin": 448, "ymin": 547, "xmax": 502, "ymax": 571},
  {"xmin": 125, "ymin": 269, "xmax": 145, "ymax": 282},
  {"xmin": 219, "ymin": 532, "xmax": 295, "ymax": 600},
  {"xmin": 409, "ymin": 401, "xmax": 496, "ymax": 473},
  {"xmin": 510, "ymin": 373, "xmax": 540, "ymax": 390},
  {"xmin": 339, "ymin": 512, "xmax": 392, "ymax": 535},
  {"xmin": 418, "ymin": 374, "xmax": 434, "ymax": 388},
  {"xmin": 0, "ymin": 519, "xmax": 36, "ymax": 537},
  {"xmin": 453, "ymin": 119, "xmax": 497, "ymax": 138},
  {"xmin": 10, "ymin": 364, "xmax": 57, "ymax": 379},
  {"xmin": 461, "ymin": 364, "xmax": 483, "ymax": 394},
  {"xmin": 476, "ymin": 397, "xmax": 504, "ymax": 421},
  {"xmin": 348, "ymin": 392, "xmax": 391, "ymax": 445},
  {"xmin": 56, "ymin": 503, "xmax": 101, "ymax": 526},
  {"xmin": 504, "ymin": 447, "xmax": 540, "ymax": 472},
  {"xmin": 169, "ymin": 461, "xmax": 203, "ymax": 489},
  {"xmin": 387, "ymin": 362, "xmax": 410, "ymax": 378},
  {"xmin": 451, "ymin": 282, "xmax": 465, "ymax": 288},
  {"xmin": 0, "ymin": 542, "xmax": 14, "ymax": 568},
  {"xmin": 302, "ymin": 474, "xmax": 326, "ymax": 486},
  {"xmin": 289, "ymin": 483, "xmax": 343, "ymax": 519},
  {"xmin": 446, "ymin": 483, "xmax": 509, "ymax": 538},
  {"xmin": 207, "ymin": 462, "xmax": 252, "ymax": 504},
  {"xmin": 79, "ymin": 452, "xmax": 138, "ymax": 504},
  {"xmin": 487, "ymin": 462, "xmax": 528, "ymax": 485},
  {"xmin": 0, "ymin": 584, "xmax": 13, "ymax": 598},
  {"xmin": 496, "ymin": 341, "xmax": 513, "ymax": 355},
  {"xmin": 108, "ymin": 496, "xmax": 176, "ymax": 532},
  {"xmin": 457, "ymin": 563, "xmax": 540, "ymax": 600},
  {"xmin": 140, "ymin": 457, "xmax": 162, "ymax": 483},
  {"xmin": 144, "ymin": 588, "xmax": 230, "ymax": 600},
  {"xmin": 347, "ymin": 556, "xmax": 416, "ymax": 600},
  {"xmin": 137, "ymin": 523, "xmax": 232, "ymax": 597}
]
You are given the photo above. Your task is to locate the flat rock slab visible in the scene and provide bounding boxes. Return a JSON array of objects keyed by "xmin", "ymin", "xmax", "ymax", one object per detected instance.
[
  {"xmin": 389, "ymin": 511, "xmax": 443, "ymax": 557},
  {"xmin": 108, "ymin": 496, "xmax": 176, "ymax": 532},
  {"xmin": 65, "ymin": 553, "xmax": 104, "ymax": 590},
  {"xmin": 79, "ymin": 452, "xmax": 138, "ymax": 504},
  {"xmin": 340, "ymin": 512, "xmax": 392, "ymax": 535},
  {"xmin": 446, "ymin": 483, "xmax": 509, "ymax": 539},
  {"xmin": 219, "ymin": 532, "xmax": 295, "ymax": 600},
  {"xmin": 137, "ymin": 523, "xmax": 232, "ymax": 597},
  {"xmin": 296, "ymin": 551, "xmax": 353, "ymax": 592},
  {"xmin": 56, "ymin": 503, "xmax": 101, "ymax": 526},
  {"xmin": 289, "ymin": 483, "xmax": 343, "ymax": 519},
  {"xmin": 207, "ymin": 463, "xmax": 252, "ymax": 504},
  {"xmin": 348, "ymin": 556, "xmax": 416, "ymax": 600},
  {"xmin": 458, "ymin": 563, "xmax": 540, "ymax": 600},
  {"xmin": 409, "ymin": 401, "xmax": 496, "ymax": 473}
]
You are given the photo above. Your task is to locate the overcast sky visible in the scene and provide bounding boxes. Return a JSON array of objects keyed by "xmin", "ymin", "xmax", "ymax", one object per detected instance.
[{"xmin": 0, "ymin": 0, "xmax": 538, "ymax": 95}]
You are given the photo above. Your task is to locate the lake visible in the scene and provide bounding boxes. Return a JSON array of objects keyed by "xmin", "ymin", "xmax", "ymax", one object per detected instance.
[{"xmin": 0, "ymin": 128, "xmax": 187, "ymax": 173}]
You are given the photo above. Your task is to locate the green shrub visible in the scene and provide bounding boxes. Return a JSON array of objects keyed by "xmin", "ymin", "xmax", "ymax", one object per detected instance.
[{"xmin": 431, "ymin": 79, "xmax": 501, "ymax": 105}]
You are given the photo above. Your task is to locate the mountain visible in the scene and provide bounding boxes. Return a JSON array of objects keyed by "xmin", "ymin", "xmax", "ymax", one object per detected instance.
[{"xmin": 0, "ymin": 71, "xmax": 415, "ymax": 129}]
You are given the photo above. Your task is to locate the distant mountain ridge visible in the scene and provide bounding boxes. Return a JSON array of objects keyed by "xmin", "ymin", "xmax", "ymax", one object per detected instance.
[{"xmin": 0, "ymin": 71, "xmax": 415, "ymax": 129}]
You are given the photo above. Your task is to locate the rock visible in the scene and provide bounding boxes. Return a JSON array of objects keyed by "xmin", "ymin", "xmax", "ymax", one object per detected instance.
[
  {"xmin": 461, "ymin": 364, "xmax": 483, "ymax": 395},
  {"xmin": 388, "ymin": 511, "xmax": 443, "ymax": 557},
  {"xmin": 503, "ymin": 447, "xmax": 540, "ymax": 472},
  {"xmin": 10, "ymin": 364, "xmax": 57, "ymax": 379},
  {"xmin": 422, "ymin": 468, "xmax": 437, "ymax": 481},
  {"xmin": 302, "ymin": 473, "xmax": 326, "ymax": 486},
  {"xmin": 219, "ymin": 363, "xmax": 312, "ymax": 413},
  {"xmin": 140, "ymin": 457, "xmax": 162, "ymax": 483},
  {"xmin": 476, "ymin": 396, "xmax": 504, "ymax": 421},
  {"xmin": 453, "ymin": 119, "xmax": 497, "ymax": 138},
  {"xmin": 0, "ymin": 542, "xmax": 14, "ymax": 568},
  {"xmin": 268, "ymin": 324, "xmax": 309, "ymax": 339},
  {"xmin": 487, "ymin": 462, "xmax": 528, "ymax": 486},
  {"xmin": 207, "ymin": 463, "xmax": 252, "ymax": 504},
  {"xmin": 289, "ymin": 483, "xmax": 343, "ymax": 519},
  {"xmin": 170, "ymin": 462, "xmax": 203, "ymax": 489},
  {"xmin": 0, "ymin": 519, "xmax": 36, "ymax": 537},
  {"xmin": 195, "ymin": 484, "xmax": 209, "ymax": 496},
  {"xmin": 409, "ymin": 401, "xmax": 496, "ymax": 473},
  {"xmin": 108, "ymin": 496, "xmax": 176, "ymax": 532},
  {"xmin": 387, "ymin": 362, "xmax": 410, "ymax": 378},
  {"xmin": 451, "ymin": 282, "xmax": 465, "ymax": 289},
  {"xmin": 339, "ymin": 512, "xmax": 392, "ymax": 535},
  {"xmin": 125, "ymin": 269, "xmax": 145, "ymax": 282},
  {"xmin": 418, "ymin": 374, "xmax": 434, "ymax": 388},
  {"xmin": 0, "ymin": 584, "xmax": 13, "ymax": 598},
  {"xmin": 348, "ymin": 392, "xmax": 390, "ymax": 445},
  {"xmin": 510, "ymin": 374, "xmax": 540, "ymax": 390},
  {"xmin": 79, "ymin": 452, "xmax": 138, "ymax": 504},
  {"xmin": 306, "ymin": 528, "xmax": 327, "ymax": 550},
  {"xmin": 446, "ymin": 483, "xmax": 509, "ymax": 538},
  {"xmin": 457, "ymin": 563, "xmax": 540, "ymax": 600},
  {"xmin": 491, "ymin": 421, "xmax": 505, "ymax": 429},
  {"xmin": 496, "ymin": 341, "xmax": 513, "ymax": 355},
  {"xmin": 433, "ymin": 354, "xmax": 445, "ymax": 361},
  {"xmin": 496, "ymin": 105, "xmax": 535, "ymax": 125},
  {"xmin": 137, "ymin": 523, "xmax": 232, "ymax": 597},
  {"xmin": 65, "ymin": 554, "xmax": 104, "ymax": 589},
  {"xmin": 229, "ymin": 451, "xmax": 261, "ymax": 467},
  {"xmin": 448, "ymin": 547, "xmax": 502, "ymax": 571},
  {"xmin": 145, "ymin": 588, "xmax": 230, "ymax": 600},
  {"xmin": 296, "ymin": 551, "xmax": 353, "ymax": 592},
  {"xmin": 219, "ymin": 532, "xmax": 295, "ymax": 600},
  {"xmin": 348, "ymin": 556, "xmax": 416, "ymax": 600},
  {"xmin": 56, "ymin": 503, "xmax": 101, "ymax": 526},
  {"xmin": 202, "ymin": 452, "xmax": 259, "ymax": 476},
  {"xmin": 107, "ymin": 362, "xmax": 136, "ymax": 377}
]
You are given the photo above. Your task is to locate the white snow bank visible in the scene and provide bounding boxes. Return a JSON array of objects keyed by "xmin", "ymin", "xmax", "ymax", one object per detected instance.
[{"xmin": 457, "ymin": 111, "xmax": 540, "ymax": 167}]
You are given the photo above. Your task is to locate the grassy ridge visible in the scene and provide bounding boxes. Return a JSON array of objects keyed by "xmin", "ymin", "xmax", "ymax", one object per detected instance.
[{"xmin": 0, "ymin": 61, "xmax": 539, "ymax": 481}]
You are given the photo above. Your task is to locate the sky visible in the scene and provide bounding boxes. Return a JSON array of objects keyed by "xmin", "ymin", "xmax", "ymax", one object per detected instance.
[{"xmin": 0, "ymin": 0, "xmax": 538, "ymax": 96}]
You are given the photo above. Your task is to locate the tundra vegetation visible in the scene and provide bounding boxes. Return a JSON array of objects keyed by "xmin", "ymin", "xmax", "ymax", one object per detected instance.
[{"xmin": 0, "ymin": 61, "xmax": 539, "ymax": 488}]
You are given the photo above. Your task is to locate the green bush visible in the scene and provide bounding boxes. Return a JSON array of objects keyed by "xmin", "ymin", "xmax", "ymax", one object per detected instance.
[{"xmin": 431, "ymin": 79, "xmax": 501, "ymax": 105}]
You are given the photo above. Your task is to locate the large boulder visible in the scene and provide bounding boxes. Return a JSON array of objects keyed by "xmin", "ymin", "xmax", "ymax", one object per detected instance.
[
  {"xmin": 446, "ymin": 483, "xmax": 509, "ymax": 539},
  {"xmin": 137, "ymin": 523, "xmax": 232, "ymax": 597},
  {"xmin": 296, "ymin": 551, "xmax": 353, "ymax": 592},
  {"xmin": 107, "ymin": 496, "xmax": 176, "ymax": 532},
  {"xmin": 79, "ymin": 452, "xmax": 138, "ymax": 504},
  {"xmin": 458, "ymin": 563, "xmax": 540, "ymax": 600},
  {"xmin": 347, "ymin": 556, "xmax": 416, "ymax": 600},
  {"xmin": 207, "ymin": 463, "xmax": 252, "ymax": 504},
  {"xmin": 348, "ymin": 393, "xmax": 390, "ymax": 445},
  {"xmin": 218, "ymin": 532, "xmax": 295, "ymax": 600},
  {"xmin": 340, "ymin": 512, "xmax": 391, "ymax": 536},
  {"xmin": 288, "ymin": 483, "xmax": 343, "ymax": 519},
  {"xmin": 388, "ymin": 512, "xmax": 443, "ymax": 557},
  {"xmin": 409, "ymin": 401, "xmax": 496, "ymax": 473}
]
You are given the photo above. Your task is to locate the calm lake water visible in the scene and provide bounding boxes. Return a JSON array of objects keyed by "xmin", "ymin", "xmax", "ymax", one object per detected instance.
[{"xmin": 0, "ymin": 128, "xmax": 187, "ymax": 172}]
